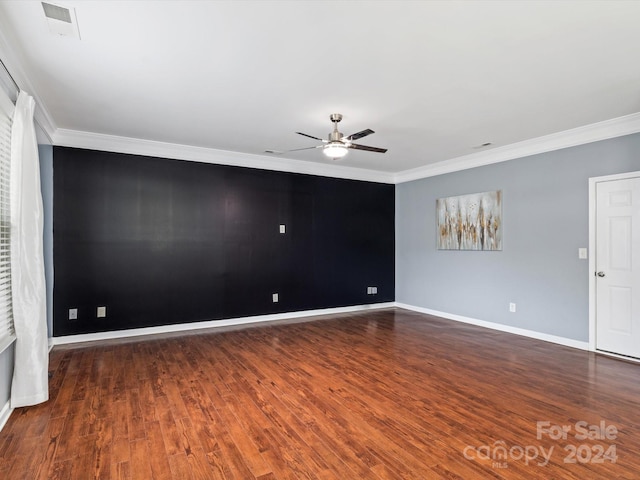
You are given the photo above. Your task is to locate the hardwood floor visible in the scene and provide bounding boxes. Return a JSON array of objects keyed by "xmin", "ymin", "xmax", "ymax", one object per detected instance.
[{"xmin": 1, "ymin": 308, "xmax": 639, "ymax": 479}]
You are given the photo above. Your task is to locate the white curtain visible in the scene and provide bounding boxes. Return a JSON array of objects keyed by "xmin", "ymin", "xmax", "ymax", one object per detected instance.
[{"xmin": 10, "ymin": 91, "xmax": 48, "ymax": 408}]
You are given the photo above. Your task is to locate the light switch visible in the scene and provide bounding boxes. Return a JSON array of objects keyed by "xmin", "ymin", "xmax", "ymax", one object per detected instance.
[
  {"xmin": 578, "ymin": 248, "xmax": 588, "ymax": 260},
  {"xmin": 279, "ymin": 224, "xmax": 286, "ymax": 234}
]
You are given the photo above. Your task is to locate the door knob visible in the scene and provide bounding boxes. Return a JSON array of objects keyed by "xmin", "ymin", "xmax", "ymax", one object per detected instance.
[{"xmin": 597, "ymin": 271, "xmax": 606, "ymax": 277}]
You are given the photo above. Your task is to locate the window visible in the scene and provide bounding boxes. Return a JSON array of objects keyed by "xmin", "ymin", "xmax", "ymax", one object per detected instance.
[{"xmin": 0, "ymin": 88, "xmax": 14, "ymax": 352}]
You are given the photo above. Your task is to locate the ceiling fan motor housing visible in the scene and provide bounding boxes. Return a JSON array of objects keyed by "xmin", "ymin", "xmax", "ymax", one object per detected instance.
[
  {"xmin": 329, "ymin": 113, "xmax": 345, "ymax": 142},
  {"xmin": 329, "ymin": 131, "xmax": 343, "ymax": 142}
]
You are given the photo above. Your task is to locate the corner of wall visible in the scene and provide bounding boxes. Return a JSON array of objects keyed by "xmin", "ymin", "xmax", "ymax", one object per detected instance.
[{"xmin": 38, "ymin": 144, "xmax": 54, "ymax": 338}]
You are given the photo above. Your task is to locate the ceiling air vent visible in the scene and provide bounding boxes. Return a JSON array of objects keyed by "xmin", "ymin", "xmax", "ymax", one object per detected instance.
[
  {"xmin": 42, "ymin": 2, "xmax": 71, "ymax": 23},
  {"xmin": 41, "ymin": 2, "xmax": 81, "ymax": 39}
]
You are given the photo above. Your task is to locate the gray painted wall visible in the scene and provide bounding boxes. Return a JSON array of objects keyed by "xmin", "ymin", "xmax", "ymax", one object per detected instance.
[
  {"xmin": 38, "ymin": 144, "xmax": 53, "ymax": 338},
  {"xmin": 396, "ymin": 132, "xmax": 640, "ymax": 342},
  {"xmin": 0, "ymin": 344, "xmax": 14, "ymax": 416}
]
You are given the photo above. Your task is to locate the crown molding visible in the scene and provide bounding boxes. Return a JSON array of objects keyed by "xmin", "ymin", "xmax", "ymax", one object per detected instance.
[
  {"xmin": 0, "ymin": 22, "xmax": 56, "ymax": 143},
  {"xmin": 53, "ymin": 128, "xmax": 396, "ymax": 184},
  {"xmin": 53, "ymin": 110, "xmax": 640, "ymax": 185},
  {"xmin": 393, "ymin": 112, "xmax": 640, "ymax": 184}
]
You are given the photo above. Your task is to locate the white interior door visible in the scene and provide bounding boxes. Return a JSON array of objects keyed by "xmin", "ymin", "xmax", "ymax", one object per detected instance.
[{"xmin": 596, "ymin": 176, "xmax": 640, "ymax": 358}]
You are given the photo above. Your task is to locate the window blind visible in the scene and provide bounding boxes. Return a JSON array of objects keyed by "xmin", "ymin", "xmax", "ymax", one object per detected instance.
[{"xmin": 0, "ymin": 88, "xmax": 14, "ymax": 351}]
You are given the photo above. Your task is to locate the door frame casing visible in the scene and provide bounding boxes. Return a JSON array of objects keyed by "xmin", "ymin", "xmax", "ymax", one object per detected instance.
[{"xmin": 588, "ymin": 170, "xmax": 640, "ymax": 352}]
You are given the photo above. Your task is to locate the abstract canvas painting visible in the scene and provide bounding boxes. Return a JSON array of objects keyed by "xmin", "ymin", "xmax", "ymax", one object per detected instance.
[{"xmin": 436, "ymin": 190, "xmax": 502, "ymax": 250}]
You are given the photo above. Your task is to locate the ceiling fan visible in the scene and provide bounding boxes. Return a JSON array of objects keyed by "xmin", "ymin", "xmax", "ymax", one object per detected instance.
[{"xmin": 266, "ymin": 113, "xmax": 387, "ymax": 160}]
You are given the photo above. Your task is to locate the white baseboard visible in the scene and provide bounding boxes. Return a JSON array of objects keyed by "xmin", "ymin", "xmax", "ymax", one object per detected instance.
[
  {"xmin": 50, "ymin": 302, "xmax": 396, "ymax": 346},
  {"xmin": 52, "ymin": 302, "xmax": 590, "ymax": 350},
  {"xmin": 592, "ymin": 350, "xmax": 640, "ymax": 364},
  {"xmin": 395, "ymin": 303, "xmax": 590, "ymax": 351},
  {"xmin": 0, "ymin": 400, "xmax": 13, "ymax": 433}
]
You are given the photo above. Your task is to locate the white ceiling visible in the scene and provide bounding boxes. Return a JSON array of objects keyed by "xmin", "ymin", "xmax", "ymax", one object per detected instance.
[{"xmin": 1, "ymin": 0, "xmax": 640, "ymax": 180}]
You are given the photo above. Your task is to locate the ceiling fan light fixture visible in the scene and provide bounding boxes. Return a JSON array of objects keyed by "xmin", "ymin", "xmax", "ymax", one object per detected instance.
[
  {"xmin": 279, "ymin": 114, "xmax": 385, "ymax": 159},
  {"xmin": 323, "ymin": 142, "xmax": 349, "ymax": 159}
]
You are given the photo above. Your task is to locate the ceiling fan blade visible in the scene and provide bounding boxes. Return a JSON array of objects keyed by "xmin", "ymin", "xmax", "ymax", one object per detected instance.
[
  {"xmin": 350, "ymin": 143, "xmax": 388, "ymax": 153},
  {"xmin": 296, "ymin": 132, "xmax": 325, "ymax": 141},
  {"xmin": 345, "ymin": 129, "xmax": 374, "ymax": 141}
]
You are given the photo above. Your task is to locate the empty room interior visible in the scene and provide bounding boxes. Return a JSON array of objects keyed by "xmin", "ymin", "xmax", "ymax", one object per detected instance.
[{"xmin": 1, "ymin": 1, "xmax": 640, "ymax": 479}]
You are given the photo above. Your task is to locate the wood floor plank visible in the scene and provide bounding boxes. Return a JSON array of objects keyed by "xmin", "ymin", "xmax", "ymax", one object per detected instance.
[
  {"xmin": 34, "ymin": 416, "xmax": 67, "ymax": 480},
  {"xmin": 48, "ymin": 366, "xmax": 80, "ymax": 419},
  {"xmin": 111, "ymin": 399, "xmax": 129, "ymax": 440},
  {"xmin": 6, "ymin": 436, "xmax": 40, "ymax": 479},
  {"xmin": 129, "ymin": 438, "xmax": 153, "ymax": 480},
  {"xmin": 46, "ymin": 458, "xmax": 74, "ymax": 480},
  {"xmin": 110, "ymin": 461, "xmax": 132, "ymax": 480},
  {"xmin": 110, "ymin": 435, "xmax": 131, "ymax": 466},
  {"xmin": 2, "ymin": 308, "xmax": 640, "ymax": 479},
  {"xmin": 167, "ymin": 452, "xmax": 194, "ymax": 480},
  {"xmin": 212, "ymin": 391, "xmax": 276, "ymax": 478},
  {"xmin": 126, "ymin": 388, "xmax": 146, "ymax": 441},
  {"xmin": 145, "ymin": 420, "xmax": 173, "ymax": 480},
  {"xmin": 158, "ymin": 401, "xmax": 184, "ymax": 457}
]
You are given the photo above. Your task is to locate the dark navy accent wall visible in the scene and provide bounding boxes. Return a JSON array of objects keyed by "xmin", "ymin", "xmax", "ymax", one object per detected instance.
[{"xmin": 53, "ymin": 147, "xmax": 394, "ymax": 336}]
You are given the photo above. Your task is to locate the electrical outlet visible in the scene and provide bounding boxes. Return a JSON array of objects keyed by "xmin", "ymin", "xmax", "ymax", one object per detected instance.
[
  {"xmin": 509, "ymin": 303, "xmax": 517, "ymax": 313},
  {"xmin": 97, "ymin": 306, "xmax": 106, "ymax": 318},
  {"xmin": 367, "ymin": 286, "xmax": 378, "ymax": 295},
  {"xmin": 578, "ymin": 247, "xmax": 588, "ymax": 259},
  {"xmin": 68, "ymin": 308, "xmax": 78, "ymax": 320},
  {"xmin": 279, "ymin": 224, "xmax": 286, "ymax": 234},
  {"xmin": 272, "ymin": 293, "xmax": 279, "ymax": 303}
]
